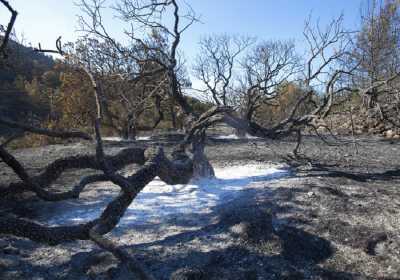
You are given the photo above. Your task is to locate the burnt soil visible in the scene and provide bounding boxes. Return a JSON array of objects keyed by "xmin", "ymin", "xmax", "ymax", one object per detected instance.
[{"xmin": 0, "ymin": 135, "xmax": 400, "ymax": 280}]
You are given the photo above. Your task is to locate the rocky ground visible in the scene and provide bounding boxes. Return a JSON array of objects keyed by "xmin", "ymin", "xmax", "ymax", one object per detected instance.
[{"xmin": 0, "ymin": 134, "xmax": 400, "ymax": 280}]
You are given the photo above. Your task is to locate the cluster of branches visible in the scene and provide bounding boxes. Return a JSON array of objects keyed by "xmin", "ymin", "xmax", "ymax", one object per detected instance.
[
  {"xmin": 193, "ymin": 1, "xmax": 400, "ymax": 142},
  {"xmin": 0, "ymin": 1, "xmax": 199, "ymax": 278},
  {"xmin": 350, "ymin": 0, "xmax": 400, "ymax": 127},
  {"xmin": 191, "ymin": 16, "xmax": 354, "ymax": 143},
  {"xmin": 1, "ymin": 0, "xmax": 400, "ymax": 278},
  {"xmin": 67, "ymin": 37, "xmax": 172, "ymax": 138}
]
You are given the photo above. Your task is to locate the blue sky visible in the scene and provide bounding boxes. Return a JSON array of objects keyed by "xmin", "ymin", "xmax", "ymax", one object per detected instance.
[{"xmin": 0, "ymin": 0, "xmax": 364, "ymax": 62}]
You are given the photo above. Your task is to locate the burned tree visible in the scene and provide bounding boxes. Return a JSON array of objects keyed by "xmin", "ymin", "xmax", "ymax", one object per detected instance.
[
  {"xmin": 190, "ymin": 15, "xmax": 356, "ymax": 153},
  {"xmin": 59, "ymin": 37, "xmax": 171, "ymax": 140},
  {"xmin": 0, "ymin": 1, "xmax": 381, "ymax": 279},
  {"xmin": 278, "ymin": 14, "xmax": 357, "ymax": 153},
  {"xmin": 0, "ymin": 1, "xmax": 198, "ymax": 279},
  {"xmin": 349, "ymin": 0, "xmax": 400, "ymax": 132},
  {"xmin": 235, "ymin": 40, "xmax": 299, "ymax": 136},
  {"xmin": 193, "ymin": 34, "xmax": 254, "ymax": 106},
  {"xmin": 352, "ymin": 0, "xmax": 400, "ymax": 109}
]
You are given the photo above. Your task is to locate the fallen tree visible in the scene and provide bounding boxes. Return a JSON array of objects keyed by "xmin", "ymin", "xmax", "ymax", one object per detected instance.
[{"xmin": 2, "ymin": 1, "xmax": 399, "ymax": 279}]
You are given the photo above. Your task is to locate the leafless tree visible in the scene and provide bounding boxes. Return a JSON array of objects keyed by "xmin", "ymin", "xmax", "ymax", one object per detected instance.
[
  {"xmin": 273, "ymin": 14, "xmax": 356, "ymax": 152},
  {"xmin": 234, "ymin": 40, "xmax": 299, "ymax": 135},
  {"xmin": 66, "ymin": 37, "xmax": 171, "ymax": 139},
  {"xmin": 80, "ymin": 0, "xmax": 229, "ymax": 178},
  {"xmin": 0, "ymin": 1, "xmax": 200, "ymax": 279},
  {"xmin": 187, "ymin": 14, "xmax": 357, "ymax": 156},
  {"xmin": 1, "ymin": 2, "xmax": 385, "ymax": 278},
  {"xmin": 353, "ymin": 0, "xmax": 400, "ymax": 105},
  {"xmin": 193, "ymin": 34, "xmax": 254, "ymax": 106},
  {"xmin": 349, "ymin": 0, "xmax": 400, "ymax": 128}
]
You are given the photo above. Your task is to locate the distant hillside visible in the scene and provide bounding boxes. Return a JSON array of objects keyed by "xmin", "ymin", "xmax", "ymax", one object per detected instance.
[
  {"xmin": 0, "ymin": 90, "xmax": 48, "ymax": 136},
  {"xmin": 0, "ymin": 38, "xmax": 54, "ymax": 88},
  {"xmin": 0, "ymin": 39, "xmax": 54, "ymax": 136}
]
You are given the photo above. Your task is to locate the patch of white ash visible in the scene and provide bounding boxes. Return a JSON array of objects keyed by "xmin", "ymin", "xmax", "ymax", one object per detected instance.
[
  {"xmin": 45, "ymin": 163, "xmax": 289, "ymax": 227},
  {"xmin": 214, "ymin": 134, "xmax": 259, "ymax": 139},
  {"xmin": 103, "ymin": 136, "xmax": 151, "ymax": 141}
]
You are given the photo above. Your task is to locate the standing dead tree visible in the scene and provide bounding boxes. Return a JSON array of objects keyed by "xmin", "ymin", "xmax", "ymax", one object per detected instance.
[
  {"xmin": 352, "ymin": 0, "xmax": 400, "ymax": 109},
  {"xmin": 275, "ymin": 14, "xmax": 357, "ymax": 153},
  {"xmin": 349, "ymin": 0, "xmax": 400, "ymax": 129},
  {"xmin": 299, "ymin": 15, "xmax": 354, "ymax": 124}
]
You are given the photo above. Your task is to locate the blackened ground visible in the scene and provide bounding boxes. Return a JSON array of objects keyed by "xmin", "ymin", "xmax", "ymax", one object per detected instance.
[{"xmin": 0, "ymin": 134, "xmax": 400, "ymax": 279}]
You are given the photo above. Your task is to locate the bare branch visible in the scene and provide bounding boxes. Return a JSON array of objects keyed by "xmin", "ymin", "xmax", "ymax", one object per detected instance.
[
  {"xmin": 0, "ymin": 117, "xmax": 92, "ymax": 140},
  {"xmin": 0, "ymin": 0, "xmax": 17, "ymax": 57}
]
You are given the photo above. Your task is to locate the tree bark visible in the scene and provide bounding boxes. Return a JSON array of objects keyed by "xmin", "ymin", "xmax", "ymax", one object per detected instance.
[
  {"xmin": 0, "ymin": 147, "xmax": 146, "ymax": 198},
  {"xmin": 122, "ymin": 113, "xmax": 137, "ymax": 140},
  {"xmin": 170, "ymin": 101, "xmax": 177, "ymax": 129},
  {"xmin": 191, "ymin": 132, "xmax": 215, "ymax": 179}
]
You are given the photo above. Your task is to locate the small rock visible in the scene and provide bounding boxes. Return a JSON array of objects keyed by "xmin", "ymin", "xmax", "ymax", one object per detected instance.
[
  {"xmin": 374, "ymin": 241, "xmax": 388, "ymax": 256},
  {"xmin": 385, "ymin": 130, "xmax": 395, "ymax": 139},
  {"xmin": 365, "ymin": 232, "xmax": 388, "ymax": 256},
  {"xmin": 307, "ymin": 191, "xmax": 316, "ymax": 198},
  {"xmin": 368, "ymin": 128, "xmax": 376, "ymax": 134},
  {"xmin": 170, "ymin": 267, "xmax": 206, "ymax": 280}
]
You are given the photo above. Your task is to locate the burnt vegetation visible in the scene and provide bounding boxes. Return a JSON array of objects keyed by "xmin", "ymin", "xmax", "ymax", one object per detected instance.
[{"xmin": 0, "ymin": 0, "xmax": 400, "ymax": 279}]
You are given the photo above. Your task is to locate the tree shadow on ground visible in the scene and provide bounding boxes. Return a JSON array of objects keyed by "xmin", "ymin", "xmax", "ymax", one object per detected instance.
[
  {"xmin": 287, "ymin": 157, "xmax": 400, "ymax": 183},
  {"xmin": 37, "ymin": 167, "xmax": 290, "ymax": 228},
  {"xmin": 4, "ymin": 164, "xmax": 394, "ymax": 279},
  {"xmin": 60, "ymin": 183, "xmax": 376, "ymax": 280}
]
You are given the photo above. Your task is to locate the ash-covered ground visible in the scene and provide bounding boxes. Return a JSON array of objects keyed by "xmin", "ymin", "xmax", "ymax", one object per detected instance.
[{"xmin": 1, "ymin": 135, "xmax": 400, "ymax": 280}]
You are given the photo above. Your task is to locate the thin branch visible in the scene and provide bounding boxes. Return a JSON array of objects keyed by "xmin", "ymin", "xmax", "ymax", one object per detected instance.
[{"xmin": 0, "ymin": 0, "xmax": 18, "ymax": 57}]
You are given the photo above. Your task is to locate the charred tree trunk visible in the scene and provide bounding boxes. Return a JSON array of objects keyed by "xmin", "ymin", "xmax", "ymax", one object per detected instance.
[
  {"xmin": 153, "ymin": 94, "xmax": 164, "ymax": 129},
  {"xmin": 0, "ymin": 145, "xmax": 194, "ymax": 280},
  {"xmin": 235, "ymin": 127, "xmax": 247, "ymax": 138},
  {"xmin": 170, "ymin": 101, "xmax": 178, "ymax": 130},
  {"xmin": 122, "ymin": 113, "xmax": 137, "ymax": 140},
  {"xmin": 191, "ymin": 131, "xmax": 215, "ymax": 179},
  {"xmin": 235, "ymin": 108, "xmax": 255, "ymax": 138}
]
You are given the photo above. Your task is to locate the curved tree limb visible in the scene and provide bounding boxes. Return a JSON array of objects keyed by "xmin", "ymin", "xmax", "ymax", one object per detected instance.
[
  {"xmin": 1, "ymin": 145, "xmax": 193, "ymax": 279},
  {"xmin": 0, "ymin": 146, "xmax": 192, "ymax": 243},
  {"xmin": 0, "ymin": 147, "xmax": 145, "ymax": 198}
]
